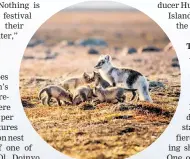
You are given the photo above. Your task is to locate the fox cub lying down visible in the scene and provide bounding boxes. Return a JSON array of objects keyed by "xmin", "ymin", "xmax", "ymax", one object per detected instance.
[
  {"xmin": 38, "ymin": 85, "xmax": 73, "ymax": 106},
  {"xmin": 93, "ymin": 87, "xmax": 137, "ymax": 104}
]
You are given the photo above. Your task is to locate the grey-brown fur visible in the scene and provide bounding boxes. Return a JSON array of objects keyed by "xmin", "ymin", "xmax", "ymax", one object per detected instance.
[
  {"xmin": 92, "ymin": 71, "xmax": 110, "ymax": 88},
  {"xmin": 62, "ymin": 72, "xmax": 93, "ymax": 90},
  {"xmin": 73, "ymin": 85, "xmax": 93, "ymax": 105},
  {"xmin": 38, "ymin": 85, "xmax": 73, "ymax": 106},
  {"xmin": 72, "ymin": 95, "xmax": 82, "ymax": 105},
  {"xmin": 93, "ymin": 87, "xmax": 137, "ymax": 103},
  {"xmin": 107, "ymin": 68, "xmax": 142, "ymax": 88}
]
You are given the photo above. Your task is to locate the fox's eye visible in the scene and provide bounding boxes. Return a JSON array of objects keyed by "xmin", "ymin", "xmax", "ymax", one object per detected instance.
[{"xmin": 100, "ymin": 60, "xmax": 105, "ymax": 65}]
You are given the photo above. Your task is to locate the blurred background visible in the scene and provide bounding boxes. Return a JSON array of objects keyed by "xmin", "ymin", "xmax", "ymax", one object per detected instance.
[
  {"xmin": 32, "ymin": 1, "xmax": 168, "ymax": 48},
  {"xmin": 20, "ymin": 1, "xmax": 179, "ymax": 87}
]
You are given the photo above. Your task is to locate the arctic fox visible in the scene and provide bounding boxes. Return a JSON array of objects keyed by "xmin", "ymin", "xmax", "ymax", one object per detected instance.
[
  {"xmin": 62, "ymin": 72, "xmax": 93, "ymax": 90},
  {"xmin": 73, "ymin": 85, "xmax": 94, "ymax": 105},
  {"xmin": 38, "ymin": 85, "xmax": 73, "ymax": 106},
  {"xmin": 93, "ymin": 87, "xmax": 137, "ymax": 103},
  {"xmin": 94, "ymin": 55, "xmax": 152, "ymax": 102},
  {"xmin": 92, "ymin": 71, "xmax": 110, "ymax": 88}
]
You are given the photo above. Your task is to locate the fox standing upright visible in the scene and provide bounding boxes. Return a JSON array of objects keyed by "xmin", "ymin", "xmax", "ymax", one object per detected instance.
[{"xmin": 94, "ymin": 55, "xmax": 152, "ymax": 102}]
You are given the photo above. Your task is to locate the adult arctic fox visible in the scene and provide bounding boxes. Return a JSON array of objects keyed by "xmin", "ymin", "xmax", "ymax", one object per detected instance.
[{"xmin": 94, "ymin": 55, "xmax": 152, "ymax": 102}]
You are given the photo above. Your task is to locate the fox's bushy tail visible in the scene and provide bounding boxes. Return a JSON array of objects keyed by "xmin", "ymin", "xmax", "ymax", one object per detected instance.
[{"xmin": 38, "ymin": 88, "xmax": 47, "ymax": 100}]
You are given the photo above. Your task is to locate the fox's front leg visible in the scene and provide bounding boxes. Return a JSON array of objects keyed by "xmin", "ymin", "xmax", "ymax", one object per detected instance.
[
  {"xmin": 130, "ymin": 91, "xmax": 136, "ymax": 101},
  {"xmin": 56, "ymin": 98, "xmax": 62, "ymax": 106},
  {"xmin": 109, "ymin": 76, "xmax": 116, "ymax": 87}
]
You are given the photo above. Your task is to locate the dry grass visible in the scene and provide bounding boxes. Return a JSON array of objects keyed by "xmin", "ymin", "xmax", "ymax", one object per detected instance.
[
  {"xmin": 20, "ymin": 11, "xmax": 180, "ymax": 159},
  {"xmin": 22, "ymin": 78, "xmax": 180, "ymax": 159}
]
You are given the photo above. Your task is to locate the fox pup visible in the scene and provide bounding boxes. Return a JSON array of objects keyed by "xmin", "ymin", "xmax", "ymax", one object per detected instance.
[
  {"xmin": 94, "ymin": 55, "xmax": 152, "ymax": 102},
  {"xmin": 93, "ymin": 87, "xmax": 137, "ymax": 103},
  {"xmin": 92, "ymin": 71, "xmax": 110, "ymax": 88},
  {"xmin": 38, "ymin": 85, "xmax": 73, "ymax": 106},
  {"xmin": 73, "ymin": 85, "xmax": 94, "ymax": 105},
  {"xmin": 62, "ymin": 72, "xmax": 93, "ymax": 90}
]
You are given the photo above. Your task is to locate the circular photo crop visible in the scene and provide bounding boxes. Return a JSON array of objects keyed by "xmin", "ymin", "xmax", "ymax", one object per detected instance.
[{"xmin": 20, "ymin": 1, "xmax": 180, "ymax": 159}]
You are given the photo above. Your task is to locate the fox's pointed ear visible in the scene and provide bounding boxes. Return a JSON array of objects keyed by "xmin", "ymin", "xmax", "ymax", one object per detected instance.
[
  {"xmin": 83, "ymin": 72, "xmax": 91, "ymax": 81},
  {"xmin": 105, "ymin": 55, "xmax": 111, "ymax": 62},
  {"xmin": 93, "ymin": 71, "xmax": 97, "ymax": 75},
  {"xmin": 83, "ymin": 72, "xmax": 88, "ymax": 77}
]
